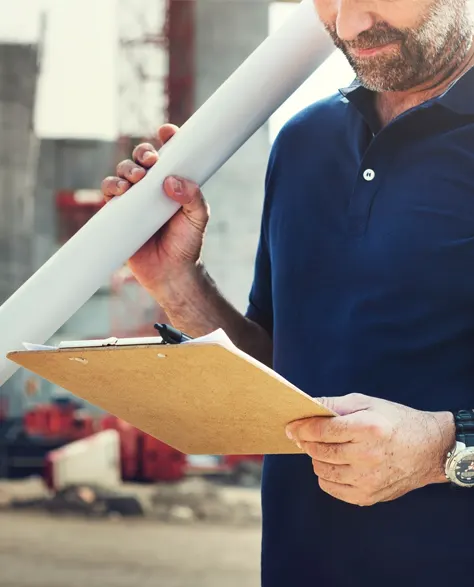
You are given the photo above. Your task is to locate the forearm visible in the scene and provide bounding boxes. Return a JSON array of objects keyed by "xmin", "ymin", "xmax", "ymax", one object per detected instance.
[{"xmin": 155, "ymin": 262, "xmax": 273, "ymax": 366}]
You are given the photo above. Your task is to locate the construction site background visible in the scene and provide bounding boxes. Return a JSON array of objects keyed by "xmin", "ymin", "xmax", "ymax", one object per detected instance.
[{"xmin": 0, "ymin": 1, "xmax": 353, "ymax": 585}]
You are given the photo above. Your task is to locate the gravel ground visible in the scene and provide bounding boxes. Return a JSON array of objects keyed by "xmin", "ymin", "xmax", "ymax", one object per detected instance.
[{"xmin": 0, "ymin": 510, "xmax": 261, "ymax": 587}]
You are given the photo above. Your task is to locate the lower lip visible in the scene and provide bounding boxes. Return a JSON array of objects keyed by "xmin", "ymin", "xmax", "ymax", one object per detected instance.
[{"xmin": 352, "ymin": 42, "xmax": 398, "ymax": 58}]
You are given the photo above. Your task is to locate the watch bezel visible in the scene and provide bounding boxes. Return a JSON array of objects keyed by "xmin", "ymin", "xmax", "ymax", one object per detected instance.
[{"xmin": 446, "ymin": 444, "xmax": 474, "ymax": 487}]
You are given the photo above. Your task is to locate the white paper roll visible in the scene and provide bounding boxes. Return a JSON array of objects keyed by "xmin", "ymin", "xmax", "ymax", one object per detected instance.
[{"xmin": 0, "ymin": 0, "xmax": 334, "ymax": 385}]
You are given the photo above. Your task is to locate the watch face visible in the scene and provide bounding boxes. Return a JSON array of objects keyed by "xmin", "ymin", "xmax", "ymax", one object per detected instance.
[{"xmin": 454, "ymin": 453, "xmax": 474, "ymax": 486}]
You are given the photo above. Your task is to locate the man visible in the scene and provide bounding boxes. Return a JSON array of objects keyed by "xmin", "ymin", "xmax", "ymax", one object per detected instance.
[{"xmin": 102, "ymin": 0, "xmax": 474, "ymax": 585}]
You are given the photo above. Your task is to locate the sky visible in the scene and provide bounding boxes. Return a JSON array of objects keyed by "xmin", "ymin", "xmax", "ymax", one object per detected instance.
[{"xmin": 0, "ymin": 0, "xmax": 354, "ymax": 142}]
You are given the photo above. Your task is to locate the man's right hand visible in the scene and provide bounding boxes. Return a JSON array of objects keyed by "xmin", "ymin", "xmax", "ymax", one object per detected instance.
[{"xmin": 101, "ymin": 124, "xmax": 210, "ymax": 303}]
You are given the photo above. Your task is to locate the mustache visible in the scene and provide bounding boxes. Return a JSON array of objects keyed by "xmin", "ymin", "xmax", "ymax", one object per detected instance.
[{"xmin": 327, "ymin": 24, "xmax": 406, "ymax": 51}]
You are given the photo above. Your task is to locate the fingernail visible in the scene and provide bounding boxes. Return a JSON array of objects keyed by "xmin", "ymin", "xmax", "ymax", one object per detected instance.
[
  {"xmin": 286, "ymin": 428, "xmax": 293, "ymax": 440},
  {"xmin": 118, "ymin": 180, "xmax": 128, "ymax": 189},
  {"xmin": 143, "ymin": 150, "xmax": 155, "ymax": 163},
  {"xmin": 170, "ymin": 177, "xmax": 183, "ymax": 195}
]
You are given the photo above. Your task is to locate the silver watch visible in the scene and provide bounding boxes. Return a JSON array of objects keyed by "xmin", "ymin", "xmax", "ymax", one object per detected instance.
[{"xmin": 445, "ymin": 441, "xmax": 474, "ymax": 487}]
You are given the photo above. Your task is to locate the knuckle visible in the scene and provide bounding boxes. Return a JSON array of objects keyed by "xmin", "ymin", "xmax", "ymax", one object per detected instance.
[
  {"xmin": 116, "ymin": 159, "xmax": 132, "ymax": 173},
  {"xmin": 313, "ymin": 460, "xmax": 340, "ymax": 482},
  {"xmin": 347, "ymin": 393, "xmax": 370, "ymax": 408},
  {"xmin": 364, "ymin": 472, "xmax": 381, "ymax": 492},
  {"xmin": 132, "ymin": 142, "xmax": 155, "ymax": 160},
  {"xmin": 101, "ymin": 176, "xmax": 115, "ymax": 191},
  {"xmin": 368, "ymin": 421, "xmax": 390, "ymax": 440},
  {"xmin": 350, "ymin": 392, "xmax": 366, "ymax": 400},
  {"xmin": 307, "ymin": 443, "xmax": 321, "ymax": 460},
  {"xmin": 354, "ymin": 413, "xmax": 390, "ymax": 440},
  {"xmin": 355, "ymin": 493, "xmax": 377, "ymax": 507},
  {"xmin": 318, "ymin": 478, "xmax": 343, "ymax": 501},
  {"xmin": 118, "ymin": 159, "xmax": 144, "ymax": 180},
  {"xmin": 320, "ymin": 396, "xmax": 344, "ymax": 414},
  {"xmin": 307, "ymin": 419, "xmax": 322, "ymax": 440},
  {"xmin": 312, "ymin": 459, "xmax": 323, "ymax": 476},
  {"xmin": 310, "ymin": 443, "xmax": 332, "ymax": 461},
  {"xmin": 318, "ymin": 477, "xmax": 332, "ymax": 495},
  {"xmin": 188, "ymin": 182, "xmax": 201, "ymax": 197}
]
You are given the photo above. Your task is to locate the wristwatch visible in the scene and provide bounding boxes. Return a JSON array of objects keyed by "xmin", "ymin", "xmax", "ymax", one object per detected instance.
[{"xmin": 445, "ymin": 409, "xmax": 474, "ymax": 487}]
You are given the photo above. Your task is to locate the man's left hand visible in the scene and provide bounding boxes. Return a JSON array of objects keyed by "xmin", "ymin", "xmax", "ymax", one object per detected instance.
[{"xmin": 285, "ymin": 393, "xmax": 455, "ymax": 507}]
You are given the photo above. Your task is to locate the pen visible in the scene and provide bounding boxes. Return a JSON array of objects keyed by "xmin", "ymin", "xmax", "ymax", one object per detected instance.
[{"xmin": 154, "ymin": 323, "xmax": 193, "ymax": 344}]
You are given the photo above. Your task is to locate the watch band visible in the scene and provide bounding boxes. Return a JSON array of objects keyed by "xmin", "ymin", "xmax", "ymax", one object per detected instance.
[{"xmin": 453, "ymin": 409, "xmax": 474, "ymax": 447}]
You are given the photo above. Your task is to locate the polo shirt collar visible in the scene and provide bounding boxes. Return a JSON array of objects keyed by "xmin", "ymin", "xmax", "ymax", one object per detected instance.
[
  {"xmin": 437, "ymin": 64, "xmax": 474, "ymax": 115},
  {"xmin": 338, "ymin": 64, "xmax": 474, "ymax": 118}
]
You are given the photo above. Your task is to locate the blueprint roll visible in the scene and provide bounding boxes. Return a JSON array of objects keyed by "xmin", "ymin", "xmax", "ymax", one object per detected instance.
[{"xmin": 0, "ymin": 0, "xmax": 334, "ymax": 385}]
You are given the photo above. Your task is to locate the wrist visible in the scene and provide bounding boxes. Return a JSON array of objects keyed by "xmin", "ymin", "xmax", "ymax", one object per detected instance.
[
  {"xmin": 151, "ymin": 260, "xmax": 209, "ymax": 311},
  {"xmin": 426, "ymin": 411, "xmax": 456, "ymax": 485}
]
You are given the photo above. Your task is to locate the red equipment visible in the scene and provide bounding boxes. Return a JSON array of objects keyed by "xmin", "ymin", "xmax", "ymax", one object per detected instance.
[
  {"xmin": 140, "ymin": 433, "xmax": 187, "ymax": 483},
  {"xmin": 21, "ymin": 404, "xmax": 261, "ymax": 486},
  {"xmin": 23, "ymin": 403, "xmax": 97, "ymax": 441}
]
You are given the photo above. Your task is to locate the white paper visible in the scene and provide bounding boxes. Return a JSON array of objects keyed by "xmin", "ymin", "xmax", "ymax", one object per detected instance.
[
  {"xmin": 22, "ymin": 343, "xmax": 58, "ymax": 352},
  {"xmin": 21, "ymin": 331, "xmax": 230, "ymax": 352},
  {"xmin": 0, "ymin": 0, "xmax": 334, "ymax": 385},
  {"xmin": 58, "ymin": 336, "xmax": 164, "ymax": 348}
]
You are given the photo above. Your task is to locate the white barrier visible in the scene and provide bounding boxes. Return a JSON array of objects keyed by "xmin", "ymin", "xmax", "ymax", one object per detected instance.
[{"xmin": 45, "ymin": 429, "xmax": 121, "ymax": 492}]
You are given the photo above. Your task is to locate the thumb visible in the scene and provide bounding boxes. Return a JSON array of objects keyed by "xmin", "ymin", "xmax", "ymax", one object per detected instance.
[
  {"xmin": 317, "ymin": 393, "xmax": 373, "ymax": 416},
  {"xmin": 163, "ymin": 176, "xmax": 209, "ymax": 225}
]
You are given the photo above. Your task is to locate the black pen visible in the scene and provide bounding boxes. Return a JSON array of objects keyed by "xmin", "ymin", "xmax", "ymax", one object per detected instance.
[{"xmin": 154, "ymin": 323, "xmax": 193, "ymax": 344}]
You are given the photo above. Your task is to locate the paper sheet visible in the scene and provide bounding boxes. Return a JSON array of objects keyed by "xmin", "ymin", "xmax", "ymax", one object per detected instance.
[
  {"xmin": 21, "ymin": 330, "xmax": 232, "ymax": 352},
  {"xmin": 22, "ymin": 343, "xmax": 57, "ymax": 352},
  {"xmin": 0, "ymin": 0, "xmax": 334, "ymax": 385}
]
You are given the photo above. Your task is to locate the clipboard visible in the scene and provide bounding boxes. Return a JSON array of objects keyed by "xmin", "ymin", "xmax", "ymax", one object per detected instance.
[{"xmin": 6, "ymin": 327, "xmax": 334, "ymax": 455}]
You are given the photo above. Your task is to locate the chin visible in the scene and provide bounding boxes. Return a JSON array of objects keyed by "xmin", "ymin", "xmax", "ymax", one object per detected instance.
[{"xmin": 354, "ymin": 63, "xmax": 422, "ymax": 93}]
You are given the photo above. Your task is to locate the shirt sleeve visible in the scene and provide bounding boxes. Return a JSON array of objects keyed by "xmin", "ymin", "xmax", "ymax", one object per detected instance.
[{"xmin": 245, "ymin": 138, "xmax": 280, "ymax": 338}]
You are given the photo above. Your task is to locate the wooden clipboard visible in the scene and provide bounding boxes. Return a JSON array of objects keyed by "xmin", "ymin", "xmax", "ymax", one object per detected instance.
[{"xmin": 7, "ymin": 342, "xmax": 333, "ymax": 455}]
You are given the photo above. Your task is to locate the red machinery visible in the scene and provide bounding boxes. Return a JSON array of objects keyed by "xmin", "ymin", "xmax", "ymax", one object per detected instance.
[
  {"xmin": 140, "ymin": 433, "xmax": 187, "ymax": 483},
  {"xmin": 19, "ymin": 402, "xmax": 262, "ymax": 486},
  {"xmin": 24, "ymin": 403, "xmax": 97, "ymax": 441}
]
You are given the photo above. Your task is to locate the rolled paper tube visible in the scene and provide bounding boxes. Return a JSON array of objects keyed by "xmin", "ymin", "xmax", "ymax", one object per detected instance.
[{"xmin": 0, "ymin": 0, "xmax": 334, "ymax": 384}]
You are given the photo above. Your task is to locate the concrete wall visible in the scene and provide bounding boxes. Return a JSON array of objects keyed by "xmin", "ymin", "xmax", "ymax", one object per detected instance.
[{"xmin": 194, "ymin": 0, "xmax": 271, "ymax": 313}]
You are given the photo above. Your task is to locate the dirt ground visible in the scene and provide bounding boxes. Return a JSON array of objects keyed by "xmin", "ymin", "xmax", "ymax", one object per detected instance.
[
  {"xmin": 0, "ymin": 479, "xmax": 262, "ymax": 587},
  {"xmin": 0, "ymin": 510, "xmax": 261, "ymax": 587}
]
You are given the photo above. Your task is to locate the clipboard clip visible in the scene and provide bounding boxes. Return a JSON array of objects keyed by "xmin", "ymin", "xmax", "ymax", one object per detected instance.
[{"xmin": 154, "ymin": 323, "xmax": 193, "ymax": 345}]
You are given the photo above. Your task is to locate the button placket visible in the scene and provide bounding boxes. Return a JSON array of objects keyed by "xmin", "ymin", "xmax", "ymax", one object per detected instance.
[
  {"xmin": 347, "ymin": 106, "xmax": 428, "ymax": 238},
  {"xmin": 347, "ymin": 163, "xmax": 381, "ymax": 237}
]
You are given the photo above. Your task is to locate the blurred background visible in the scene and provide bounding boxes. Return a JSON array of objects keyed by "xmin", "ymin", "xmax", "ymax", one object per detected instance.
[{"xmin": 0, "ymin": 1, "xmax": 353, "ymax": 585}]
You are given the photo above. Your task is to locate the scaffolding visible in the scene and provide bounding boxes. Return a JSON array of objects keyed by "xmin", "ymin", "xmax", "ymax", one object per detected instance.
[{"xmin": 111, "ymin": 0, "xmax": 196, "ymax": 337}]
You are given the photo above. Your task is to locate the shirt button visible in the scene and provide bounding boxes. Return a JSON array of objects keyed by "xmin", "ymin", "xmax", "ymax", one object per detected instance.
[{"xmin": 363, "ymin": 169, "xmax": 375, "ymax": 181}]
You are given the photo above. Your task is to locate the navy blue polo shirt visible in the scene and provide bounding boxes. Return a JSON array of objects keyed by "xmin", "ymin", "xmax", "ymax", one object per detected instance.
[{"xmin": 247, "ymin": 66, "xmax": 474, "ymax": 587}]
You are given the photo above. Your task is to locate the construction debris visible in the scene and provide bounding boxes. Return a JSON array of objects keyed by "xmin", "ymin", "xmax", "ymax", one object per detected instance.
[{"xmin": 0, "ymin": 477, "xmax": 261, "ymax": 525}]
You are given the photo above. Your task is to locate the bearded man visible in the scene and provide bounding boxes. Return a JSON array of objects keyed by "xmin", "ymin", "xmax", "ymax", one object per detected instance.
[{"xmin": 102, "ymin": 1, "xmax": 474, "ymax": 585}]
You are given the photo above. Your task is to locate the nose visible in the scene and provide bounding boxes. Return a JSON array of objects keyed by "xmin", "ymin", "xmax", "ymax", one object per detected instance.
[{"xmin": 336, "ymin": 0, "xmax": 374, "ymax": 42}]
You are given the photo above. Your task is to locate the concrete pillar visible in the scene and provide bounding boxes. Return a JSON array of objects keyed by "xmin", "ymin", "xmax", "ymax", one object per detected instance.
[
  {"xmin": 0, "ymin": 43, "xmax": 39, "ymax": 304},
  {"xmin": 194, "ymin": 0, "xmax": 271, "ymax": 313},
  {"xmin": 0, "ymin": 44, "xmax": 39, "ymax": 418}
]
